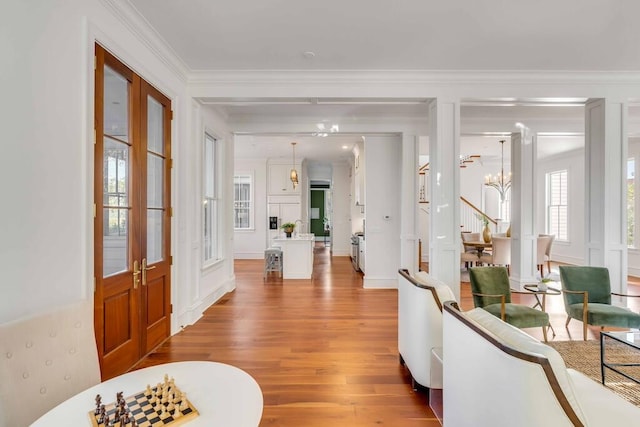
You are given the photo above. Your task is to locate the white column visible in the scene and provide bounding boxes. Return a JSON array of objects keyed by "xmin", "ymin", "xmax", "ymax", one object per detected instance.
[
  {"xmin": 509, "ymin": 129, "xmax": 538, "ymax": 288},
  {"xmin": 400, "ymin": 133, "xmax": 419, "ymax": 274},
  {"xmin": 428, "ymin": 98, "xmax": 461, "ymax": 300},
  {"xmin": 585, "ymin": 98, "xmax": 628, "ymax": 294}
]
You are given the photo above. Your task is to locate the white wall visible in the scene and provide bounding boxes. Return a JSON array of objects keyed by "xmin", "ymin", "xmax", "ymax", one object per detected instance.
[
  {"xmin": 233, "ymin": 159, "xmax": 268, "ymax": 259},
  {"xmin": 362, "ymin": 136, "xmax": 402, "ymax": 288},
  {"xmin": 1, "ymin": 0, "xmax": 236, "ymax": 329}
]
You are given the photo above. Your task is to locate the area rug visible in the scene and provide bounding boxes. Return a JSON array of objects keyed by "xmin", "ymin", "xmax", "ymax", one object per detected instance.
[{"xmin": 547, "ymin": 339, "xmax": 640, "ymax": 406}]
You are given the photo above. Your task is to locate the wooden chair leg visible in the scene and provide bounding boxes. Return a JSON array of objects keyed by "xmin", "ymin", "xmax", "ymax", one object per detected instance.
[
  {"xmin": 565, "ymin": 317, "xmax": 571, "ymax": 328},
  {"xmin": 542, "ymin": 325, "xmax": 548, "ymax": 342},
  {"xmin": 583, "ymin": 322, "xmax": 588, "ymax": 341},
  {"xmin": 547, "ymin": 260, "xmax": 551, "ymax": 275}
]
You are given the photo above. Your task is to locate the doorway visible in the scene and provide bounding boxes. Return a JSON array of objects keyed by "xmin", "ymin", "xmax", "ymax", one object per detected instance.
[
  {"xmin": 310, "ymin": 184, "xmax": 331, "ymax": 247},
  {"xmin": 93, "ymin": 44, "xmax": 172, "ymax": 379}
]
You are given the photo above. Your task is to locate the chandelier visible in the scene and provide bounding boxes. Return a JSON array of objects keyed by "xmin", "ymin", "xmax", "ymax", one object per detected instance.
[
  {"xmin": 290, "ymin": 142, "xmax": 299, "ymax": 189},
  {"xmin": 484, "ymin": 140, "xmax": 511, "ymax": 202}
]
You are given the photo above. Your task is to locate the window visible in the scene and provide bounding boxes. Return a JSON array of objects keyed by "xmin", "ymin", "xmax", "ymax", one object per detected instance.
[
  {"xmin": 546, "ymin": 170, "xmax": 568, "ymax": 241},
  {"xmin": 628, "ymin": 158, "xmax": 635, "ymax": 248},
  {"xmin": 234, "ymin": 174, "xmax": 252, "ymax": 229},
  {"xmin": 203, "ymin": 133, "xmax": 220, "ymax": 263}
]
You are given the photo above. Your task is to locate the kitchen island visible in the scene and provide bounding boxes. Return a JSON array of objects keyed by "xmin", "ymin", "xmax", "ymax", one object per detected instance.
[{"xmin": 273, "ymin": 234, "xmax": 315, "ymax": 279}]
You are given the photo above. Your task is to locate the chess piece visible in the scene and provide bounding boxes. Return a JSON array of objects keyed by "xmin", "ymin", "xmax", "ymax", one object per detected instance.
[
  {"xmin": 179, "ymin": 392, "xmax": 188, "ymax": 411},
  {"xmin": 95, "ymin": 394, "xmax": 102, "ymax": 414},
  {"xmin": 167, "ymin": 401, "xmax": 175, "ymax": 412},
  {"xmin": 145, "ymin": 384, "xmax": 152, "ymax": 396}
]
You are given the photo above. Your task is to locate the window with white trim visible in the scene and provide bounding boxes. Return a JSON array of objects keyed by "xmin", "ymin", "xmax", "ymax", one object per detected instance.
[
  {"xmin": 234, "ymin": 174, "xmax": 252, "ymax": 229},
  {"xmin": 203, "ymin": 133, "xmax": 220, "ymax": 263},
  {"xmin": 546, "ymin": 169, "xmax": 568, "ymax": 241}
]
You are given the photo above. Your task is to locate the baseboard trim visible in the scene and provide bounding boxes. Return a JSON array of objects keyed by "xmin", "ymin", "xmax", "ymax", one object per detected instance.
[
  {"xmin": 363, "ymin": 277, "xmax": 398, "ymax": 289},
  {"xmin": 233, "ymin": 252, "xmax": 264, "ymax": 259}
]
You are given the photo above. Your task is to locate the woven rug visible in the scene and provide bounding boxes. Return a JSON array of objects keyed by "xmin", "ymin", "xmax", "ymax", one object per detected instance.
[{"xmin": 547, "ymin": 339, "xmax": 640, "ymax": 406}]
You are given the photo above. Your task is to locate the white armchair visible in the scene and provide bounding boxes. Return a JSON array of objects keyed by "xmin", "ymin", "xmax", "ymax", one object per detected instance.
[
  {"xmin": 398, "ymin": 269, "xmax": 456, "ymax": 392},
  {"xmin": 0, "ymin": 300, "xmax": 100, "ymax": 427},
  {"xmin": 443, "ymin": 301, "xmax": 640, "ymax": 426}
]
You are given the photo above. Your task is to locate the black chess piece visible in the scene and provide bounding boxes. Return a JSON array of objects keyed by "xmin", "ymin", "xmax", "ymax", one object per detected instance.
[{"xmin": 95, "ymin": 394, "xmax": 102, "ymax": 414}]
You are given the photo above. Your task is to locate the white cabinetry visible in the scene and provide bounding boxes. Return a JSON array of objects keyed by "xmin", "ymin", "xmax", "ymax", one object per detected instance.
[
  {"xmin": 268, "ymin": 163, "xmax": 300, "ymax": 195},
  {"xmin": 268, "ymin": 202, "xmax": 301, "ymax": 243},
  {"xmin": 353, "ymin": 146, "xmax": 365, "ymax": 207},
  {"xmin": 358, "ymin": 236, "xmax": 365, "ymax": 273}
]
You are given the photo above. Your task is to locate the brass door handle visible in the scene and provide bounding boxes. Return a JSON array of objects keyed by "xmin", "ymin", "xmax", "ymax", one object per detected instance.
[
  {"xmin": 141, "ymin": 258, "xmax": 157, "ymax": 286},
  {"xmin": 132, "ymin": 260, "xmax": 141, "ymax": 289}
]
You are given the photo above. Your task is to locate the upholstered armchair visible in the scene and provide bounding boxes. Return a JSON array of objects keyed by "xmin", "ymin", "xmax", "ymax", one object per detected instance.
[
  {"xmin": 478, "ymin": 236, "xmax": 511, "ymax": 275},
  {"xmin": 398, "ymin": 269, "xmax": 456, "ymax": 393},
  {"xmin": 469, "ymin": 266, "xmax": 550, "ymax": 341},
  {"xmin": 536, "ymin": 235, "xmax": 554, "ymax": 276},
  {"xmin": 539, "ymin": 234, "xmax": 555, "ymax": 276},
  {"xmin": 559, "ymin": 266, "xmax": 640, "ymax": 340}
]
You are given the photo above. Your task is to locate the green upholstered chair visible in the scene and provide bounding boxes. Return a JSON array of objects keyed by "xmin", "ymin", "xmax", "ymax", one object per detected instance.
[
  {"xmin": 559, "ymin": 265, "xmax": 640, "ymax": 340},
  {"xmin": 469, "ymin": 266, "xmax": 550, "ymax": 342}
]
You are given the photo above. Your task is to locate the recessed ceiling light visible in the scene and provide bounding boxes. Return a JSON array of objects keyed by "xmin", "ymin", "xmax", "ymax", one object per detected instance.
[
  {"xmin": 342, "ymin": 145, "xmax": 349, "ymax": 150},
  {"xmin": 303, "ymin": 51, "xmax": 316, "ymax": 59}
]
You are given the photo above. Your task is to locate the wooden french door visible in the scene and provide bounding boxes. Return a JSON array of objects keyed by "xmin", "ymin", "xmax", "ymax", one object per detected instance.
[{"xmin": 94, "ymin": 44, "xmax": 172, "ymax": 380}]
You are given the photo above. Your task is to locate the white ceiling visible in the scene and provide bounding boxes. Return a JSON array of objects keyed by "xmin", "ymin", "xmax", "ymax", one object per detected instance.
[
  {"xmin": 130, "ymin": 0, "xmax": 640, "ymax": 71},
  {"xmin": 125, "ymin": 1, "xmax": 640, "ymax": 163}
]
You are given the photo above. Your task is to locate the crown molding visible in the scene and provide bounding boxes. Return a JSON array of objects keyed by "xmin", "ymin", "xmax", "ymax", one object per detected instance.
[
  {"xmin": 100, "ymin": 0, "xmax": 189, "ymax": 83},
  {"xmin": 188, "ymin": 69, "xmax": 640, "ymax": 86}
]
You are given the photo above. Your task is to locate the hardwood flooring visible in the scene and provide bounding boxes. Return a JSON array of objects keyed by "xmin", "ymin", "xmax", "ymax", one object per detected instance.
[
  {"xmin": 136, "ymin": 245, "xmax": 439, "ymax": 426},
  {"xmin": 135, "ymin": 246, "xmax": 640, "ymax": 426}
]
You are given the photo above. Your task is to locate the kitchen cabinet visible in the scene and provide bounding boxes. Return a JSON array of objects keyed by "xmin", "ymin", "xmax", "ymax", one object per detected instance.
[
  {"xmin": 353, "ymin": 150, "xmax": 365, "ymax": 207},
  {"xmin": 358, "ymin": 236, "xmax": 365, "ymax": 273},
  {"xmin": 268, "ymin": 163, "xmax": 300, "ymax": 195},
  {"xmin": 267, "ymin": 202, "xmax": 300, "ymax": 242},
  {"xmin": 273, "ymin": 234, "xmax": 314, "ymax": 279}
]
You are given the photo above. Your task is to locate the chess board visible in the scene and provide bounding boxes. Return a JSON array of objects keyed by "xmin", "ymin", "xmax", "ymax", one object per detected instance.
[{"xmin": 88, "ymin": 383, "xmax": 199, "ymax": 427}]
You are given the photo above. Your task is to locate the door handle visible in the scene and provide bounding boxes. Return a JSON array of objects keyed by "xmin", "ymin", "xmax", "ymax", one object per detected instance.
[
  {"xmin": 141, "ymin": 258, "xmax": 157, "ymax": 286},
  {"xmin": 132, "ymin": 260, "xmax": 141, "ymax": 289}
]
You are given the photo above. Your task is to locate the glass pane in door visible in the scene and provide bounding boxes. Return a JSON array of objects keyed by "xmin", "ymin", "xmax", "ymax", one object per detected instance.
[
  {"xmin": 103, "ymin": 138, "xmax": 129, "ymax": 276},
  {"xmin": 147, "ymin": 209, "xmax": 163, "ymax": 264},
  {"xmin": 103, "ymin": 208, "xmax": 128, "ymax": 276},
  {"xmin": 146, "ymin": 95, "xmax": 164, "ymax": 264},
  {"xmin": 147, "ymin": 96, "xmax": 164, "ymax": 155},
  {"xmin": 147, "ymin": 153, "xmax": 163, "ymax": 208},
  {"xmin": 103, "ymin": 66, "xmax": 129, "ymax": 142}
]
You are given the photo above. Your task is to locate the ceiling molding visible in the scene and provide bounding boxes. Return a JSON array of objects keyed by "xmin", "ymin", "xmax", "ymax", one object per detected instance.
[
  {"xmin": 188, "ymin": 69, "xmax": 640, "ymax": 86},
  {"xmin": 102, "ymin": 0, "xmax": 190, "ymax": 82}
]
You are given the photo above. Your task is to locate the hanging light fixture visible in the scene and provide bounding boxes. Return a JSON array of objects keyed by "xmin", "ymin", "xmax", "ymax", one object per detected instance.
[
  {"xmin": 484, "ymin": 139, "xmax": 511, "ymax": 202},
  {"xmin": 290, "ymin": 142, "xmax": 299, "ymax": 189}
]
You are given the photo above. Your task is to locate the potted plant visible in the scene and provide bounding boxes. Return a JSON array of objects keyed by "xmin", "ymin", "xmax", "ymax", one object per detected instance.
[{"xmin": 281, "ymin": 222, "xmax": 295, "ymax": 238}]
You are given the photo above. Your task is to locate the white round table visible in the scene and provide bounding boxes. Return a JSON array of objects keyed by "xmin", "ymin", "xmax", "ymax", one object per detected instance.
[{"xmin": 31, "ymin": 361, "xmax": 263, "ymax": 426}]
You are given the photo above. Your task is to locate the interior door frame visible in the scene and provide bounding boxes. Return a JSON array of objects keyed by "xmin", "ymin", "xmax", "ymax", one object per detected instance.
[{"xmin": 93, "ymin": 43, "xmax": 172, "ymax": 379}]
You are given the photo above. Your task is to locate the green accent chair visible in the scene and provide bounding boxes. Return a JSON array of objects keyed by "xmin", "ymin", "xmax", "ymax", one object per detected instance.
[
  {"xmin": 559, "ymin": 266, "xmax": 640, "ymax": 340},
  {"xmin": 469, "ymin": 266, "xmax": 550, "ymax": 342}
]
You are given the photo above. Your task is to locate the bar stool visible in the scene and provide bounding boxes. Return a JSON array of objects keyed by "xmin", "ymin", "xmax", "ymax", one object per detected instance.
[{"xmin": 264, "ymin": 248, "xmax": 283, "ymax": 279}]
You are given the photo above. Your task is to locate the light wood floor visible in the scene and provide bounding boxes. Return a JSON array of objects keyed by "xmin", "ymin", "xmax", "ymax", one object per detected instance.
[{"xmin": 135, "ymin": 246, "xmax": 640, "ymax": 426}]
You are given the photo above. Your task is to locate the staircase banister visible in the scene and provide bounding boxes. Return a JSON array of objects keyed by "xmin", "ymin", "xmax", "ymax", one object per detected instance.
[{"xmin": 460, "ymin": 196, "xmax": 498, "ymax": 226}]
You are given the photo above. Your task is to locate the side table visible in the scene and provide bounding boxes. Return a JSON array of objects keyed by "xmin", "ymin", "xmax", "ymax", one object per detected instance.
[{"xmin": 523, "ymin": 283, "xmax": 561, "ymax": 337}]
